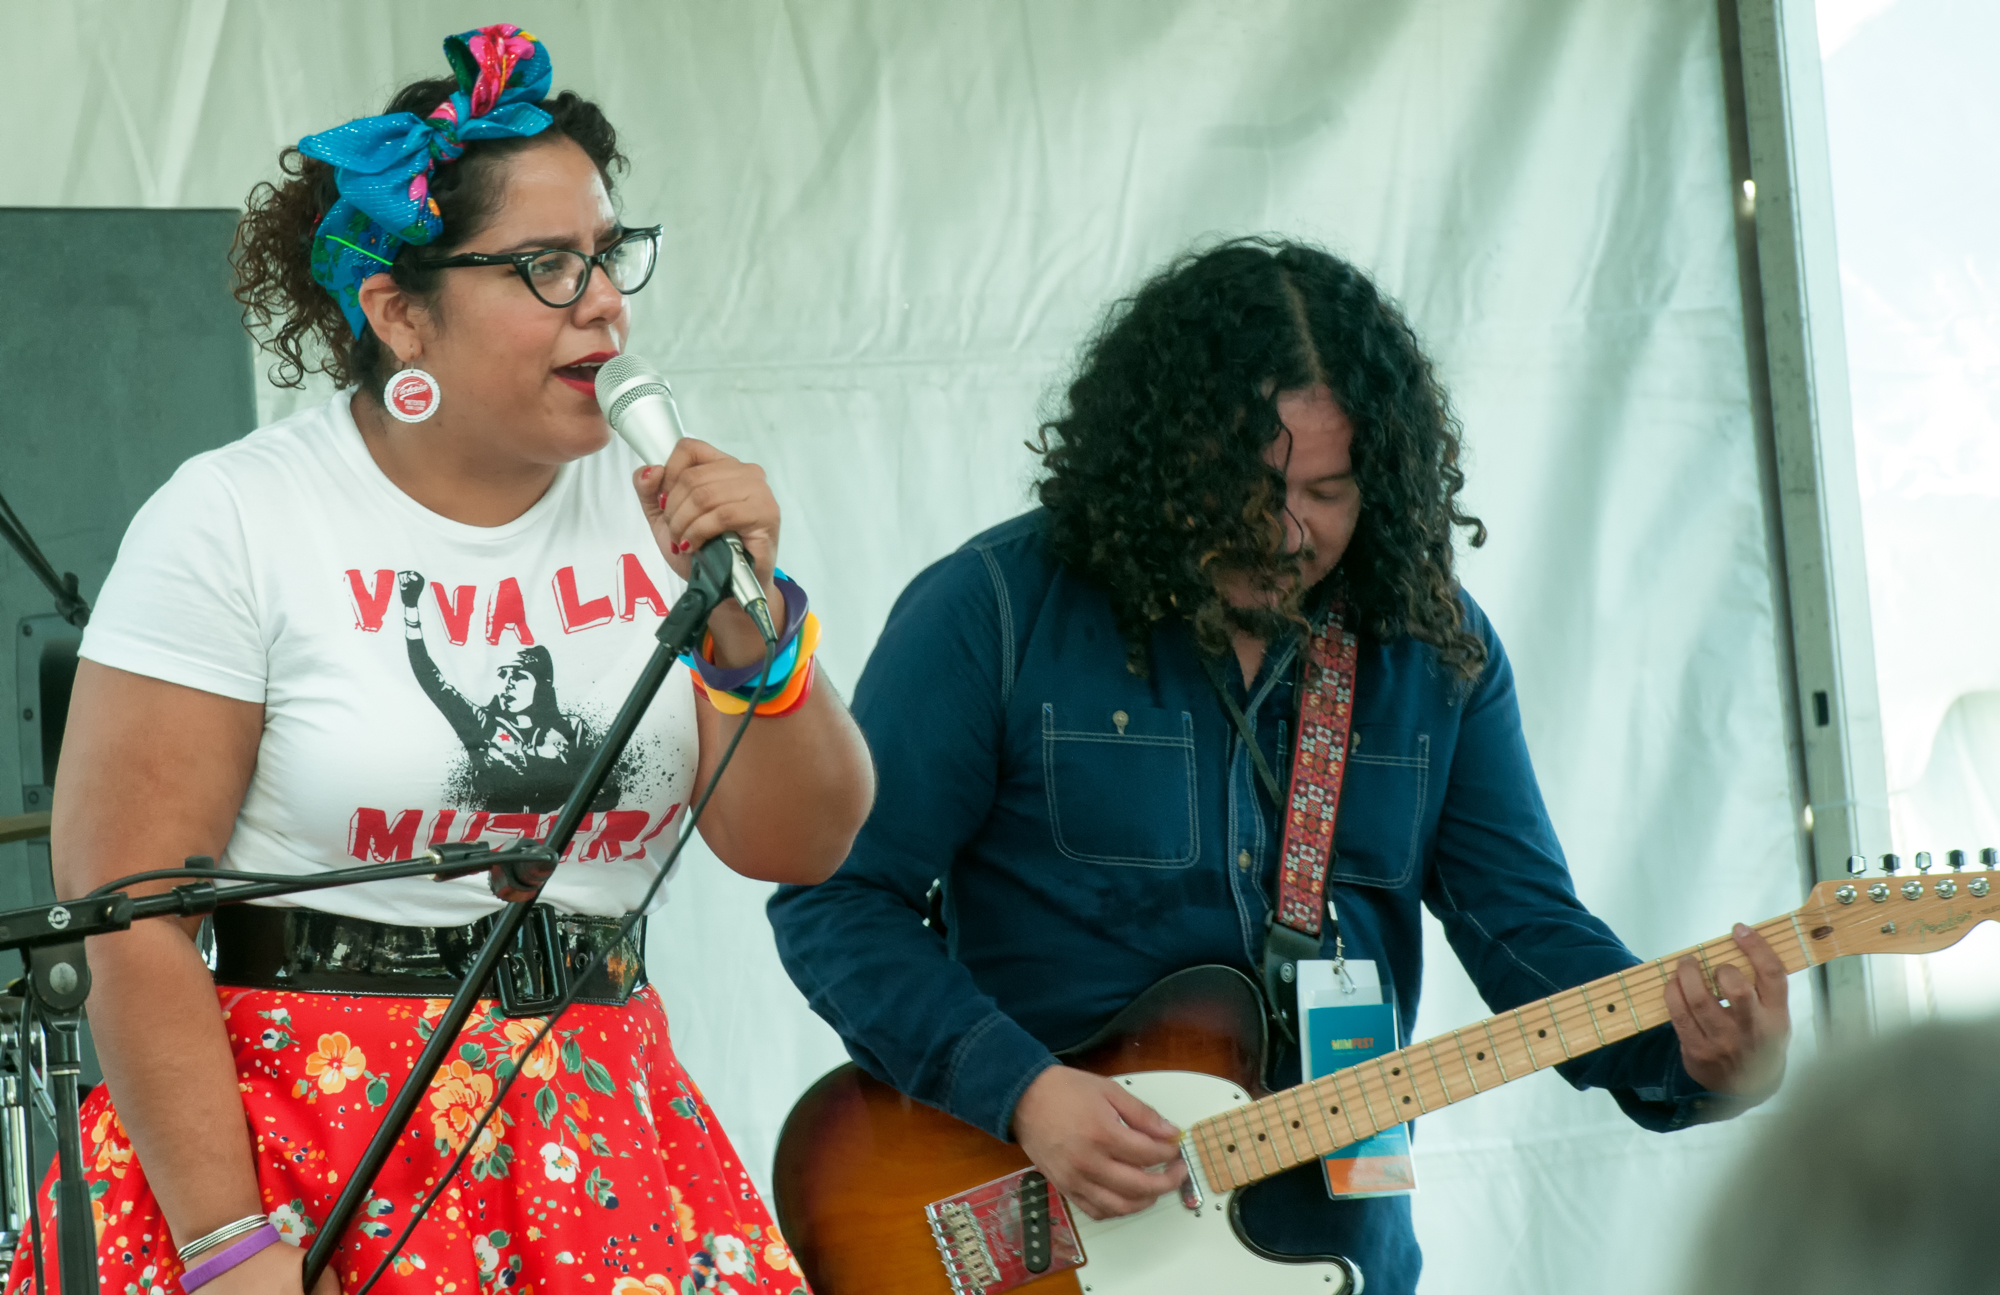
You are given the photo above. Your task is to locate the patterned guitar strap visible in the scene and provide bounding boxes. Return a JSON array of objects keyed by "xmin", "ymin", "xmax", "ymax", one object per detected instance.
[{"xmin": 1214, "ymin": 605, "xmax": 1359, "ymax": 1045}]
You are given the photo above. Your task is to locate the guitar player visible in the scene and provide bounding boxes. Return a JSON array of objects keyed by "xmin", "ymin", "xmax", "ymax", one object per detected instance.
[{"xmin": 766, "ymin": 240, "xmax": 1791, "ymax": 1291}]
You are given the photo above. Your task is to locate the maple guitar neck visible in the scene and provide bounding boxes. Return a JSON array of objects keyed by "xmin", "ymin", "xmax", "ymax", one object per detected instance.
[{"xmin": 1189, "ymin": 869, "xmax": 1996, "ymax": 1194}]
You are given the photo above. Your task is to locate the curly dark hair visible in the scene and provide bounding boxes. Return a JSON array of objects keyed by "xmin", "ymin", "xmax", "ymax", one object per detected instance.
[
  {"xmin": 231, "ymin": 78, "xmax": 626, "ymax": 394},
  {"xmin": 1035, "ymin": 238, "xmax": 1488, "ymax": 679}
]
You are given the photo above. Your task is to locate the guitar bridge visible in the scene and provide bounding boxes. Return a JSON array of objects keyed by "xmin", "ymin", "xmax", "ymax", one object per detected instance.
[{"xmin": 925, "ymin": 1168, "xmax": 1085, "ymax": 1293}]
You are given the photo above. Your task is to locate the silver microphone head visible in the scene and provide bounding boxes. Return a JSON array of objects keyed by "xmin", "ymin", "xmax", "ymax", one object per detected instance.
[{"xmin": 594, "ymin": 353, "xmax": 687, "ymax": 464}]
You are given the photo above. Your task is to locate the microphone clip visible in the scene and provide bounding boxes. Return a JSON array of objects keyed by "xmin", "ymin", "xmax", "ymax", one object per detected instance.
[{"xmin": 426, "ymin": 840, "xmax": 560, "ymax": 900}]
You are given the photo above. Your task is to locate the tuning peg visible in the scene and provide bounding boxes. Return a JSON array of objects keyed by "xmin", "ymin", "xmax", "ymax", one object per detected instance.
[
  {"xmin": 1881, "ymin": 853, "xmax": 1901, "ymax": 874},
  {"xmin": 1949, "ymin": 850, "xmax": 1967, "ymax": 871},
  {"xmin": 1916, "ymin": 851, "xmax": 1933, "ymax": 873},
  {"xmin": 1846, "ymin": 854, "xmax": 1868, "ymax": 876},
  {"xmin": 1983, "ymin": 848, "xmax": 1998, "ymax": 870}
]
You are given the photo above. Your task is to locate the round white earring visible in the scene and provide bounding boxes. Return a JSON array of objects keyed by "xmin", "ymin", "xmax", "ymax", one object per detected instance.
[{"xmin": 383, "ymin": 366, "xmax": 441, "ymax": 422}]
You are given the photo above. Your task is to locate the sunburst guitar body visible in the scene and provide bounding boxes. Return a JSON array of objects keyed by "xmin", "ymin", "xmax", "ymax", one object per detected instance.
[{"xmin": 772, "ymin": 867, "xmax": 2000, "ymax": 1295}]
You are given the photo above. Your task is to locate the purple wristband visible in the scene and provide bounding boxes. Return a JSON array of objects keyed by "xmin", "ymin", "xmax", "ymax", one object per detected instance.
[
  {"xmin": 686, "ymin": 573, "xmax": 810, "ymax": 692},
  {"xmin": 180, "ymin": 1223, "xmax": 282, "ymax": 1290}
]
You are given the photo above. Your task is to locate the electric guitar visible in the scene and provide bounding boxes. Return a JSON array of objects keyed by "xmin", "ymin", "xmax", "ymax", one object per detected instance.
[{"xmin": 772, "ymin": 862, "xmax": 1999, "ymax": 1295}]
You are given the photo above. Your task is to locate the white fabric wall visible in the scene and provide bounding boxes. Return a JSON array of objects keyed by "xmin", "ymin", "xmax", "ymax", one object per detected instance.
[
  {"xmin": 7, "ymin": 4, "xmax": 1820, "ymax": 1291},
  {"xmin": 1818, "ymin": 0, "xmax": 2000, "ymax": 1020}
]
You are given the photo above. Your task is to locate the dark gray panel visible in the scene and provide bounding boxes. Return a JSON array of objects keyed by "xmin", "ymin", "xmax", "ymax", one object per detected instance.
[
  {"xmin": 1, "ymin": 206, "xmax": 255, "ymax": 871},
  {"xmin": 0, "ymin": 210, "xmax": 257, "ymax": 1158}
]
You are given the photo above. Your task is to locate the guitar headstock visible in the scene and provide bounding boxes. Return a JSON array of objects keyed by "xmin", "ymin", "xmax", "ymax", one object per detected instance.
[{"xmin": 1800, "ymin": 848, "xmax": 2000, "ymax": 958}]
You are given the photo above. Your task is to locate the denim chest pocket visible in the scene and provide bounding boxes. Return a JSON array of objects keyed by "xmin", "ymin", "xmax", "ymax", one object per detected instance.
[
  {"xmin": 1330, "ymin": 726, "xmax": 1430, "ymax": 889},
  {"xmin": 1041, "ymin": 703, "xmax": 1199, "ymax": 868}
]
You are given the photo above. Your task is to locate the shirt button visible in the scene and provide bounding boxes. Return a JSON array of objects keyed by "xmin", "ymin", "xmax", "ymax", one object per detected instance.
[{"xmin": 1238, "ymin": 850, "xmax": 1253, "ymax": 871}]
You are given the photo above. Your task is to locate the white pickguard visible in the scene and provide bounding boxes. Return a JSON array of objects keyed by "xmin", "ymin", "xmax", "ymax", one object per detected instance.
[{"xmin": 1067, "ymin": 1071, "xmax": 1358, "ymax": 1295}]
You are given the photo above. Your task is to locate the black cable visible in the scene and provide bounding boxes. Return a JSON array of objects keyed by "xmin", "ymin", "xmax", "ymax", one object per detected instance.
[
  {"xmin": 85, "ymin": 859, "xmax": 463, "ymax": 902},
  {"xmin": 350, "ymin": 632, "xmax": 779, "ymax": 1295},
  {"xmin": 87, "ymin": 865, "xmax": 342, "ymax": 900}
]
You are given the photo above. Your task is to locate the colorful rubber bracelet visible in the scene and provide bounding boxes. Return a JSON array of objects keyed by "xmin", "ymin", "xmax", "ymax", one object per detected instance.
[
  {"xmin": 697, "ymin": 613, "xmax": 820, "ymax": 716},
  {"xmin": 704, "ymin": 626, "xmax": 800, "ymax": 698},
  {"xmin": 681, "ymin": 573, "xmax": 810, "ymax": 693},
  {"xmin": 180, "ymin": 1223, "xmax": 282, "ymax": 1290},
  {"xmin": 763, "ymin": 657, "xmax": 818, "ymax": 718},
  {"xmin": 698, "ymin": 612, "xmax": 821, "ymax": 716}
]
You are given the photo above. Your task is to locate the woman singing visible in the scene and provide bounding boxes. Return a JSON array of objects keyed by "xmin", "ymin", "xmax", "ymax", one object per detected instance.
[{"xmin": 9, "ymin": 25, "xmax": 871, "ymax": 1295}]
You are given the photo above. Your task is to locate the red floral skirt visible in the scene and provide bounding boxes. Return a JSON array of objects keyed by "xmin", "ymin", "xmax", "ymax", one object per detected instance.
[{"xmin": 6, "ymin": 986, "xmax": 808, "ymax": 1295}]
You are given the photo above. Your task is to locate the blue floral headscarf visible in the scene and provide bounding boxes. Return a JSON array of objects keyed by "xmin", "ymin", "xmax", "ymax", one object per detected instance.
[{"xmin": 299, "ymin": 24, "xmax": 554, "ymax": 337}]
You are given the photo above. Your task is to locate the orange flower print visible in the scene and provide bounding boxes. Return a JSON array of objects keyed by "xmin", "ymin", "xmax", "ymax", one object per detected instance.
[
  {"xmin": 669, "ymin": 1185, "xmax": 697, "ymax": 1243},
  {"xmin": 763, "ymin": 1226, "xmax": 803, "ymax": 1278},
  {"xmin": 609, "ymin": 1277, "xmax": 673, "ymax": 1295},
  {"xmin": 428, "ymin": 1058, "xmax": 501, "ymax": 1163},
  {"xmin": 304, "ymin": 1032, "xmax": 367, "ymax": 1095},
  {"xmin": 500, "ymin": 1018, "xmax": 560, "ymax": 1080},
  {"xmin": 89, "ymin": 1108, "xmax": 133, "ymax": 1179}
]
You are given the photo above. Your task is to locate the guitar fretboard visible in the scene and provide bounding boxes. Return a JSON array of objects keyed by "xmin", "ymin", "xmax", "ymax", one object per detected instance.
[{"xmin": 1189, "ymin": 913, "xmax": 1820, "ymax": 1193}]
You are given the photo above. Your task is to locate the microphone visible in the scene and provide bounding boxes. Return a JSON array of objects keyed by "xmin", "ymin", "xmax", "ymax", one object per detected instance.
[{"xmin": 595, "ymin": 354, "xmax": 778, "ymax": 644}]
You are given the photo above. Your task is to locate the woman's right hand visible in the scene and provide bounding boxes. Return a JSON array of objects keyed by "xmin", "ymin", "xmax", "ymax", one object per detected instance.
[{"xmin": 200, "ymin": 1240, "xmax": 342, "ymax": 1295}]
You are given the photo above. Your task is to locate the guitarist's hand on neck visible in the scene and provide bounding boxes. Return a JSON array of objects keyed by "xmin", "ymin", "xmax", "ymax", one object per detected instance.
[
  {"xmin": 1011, "ymin": 1066, "xmax": 1188, "ymax": 1220},
  {"xmin": 1664, "ymin": 922, "xmax": 1792, "ymax": 1105}
]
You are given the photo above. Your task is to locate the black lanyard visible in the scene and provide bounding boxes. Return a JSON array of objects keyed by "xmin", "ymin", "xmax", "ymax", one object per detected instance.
[{"xmin": 1197, "ymin": 646, "xmax": 1298, "ymax": 810}]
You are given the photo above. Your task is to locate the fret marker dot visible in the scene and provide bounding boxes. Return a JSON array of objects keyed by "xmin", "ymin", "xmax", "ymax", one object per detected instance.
[
  {"xmin": 1476, "ymin": 1052, "xmax": 1486, "ymax": 1060},
  {"xmin": 1226, "ymin": 1144, "xmax": 1236, "ymax": 1153},
  {"xmin": 1401, "ymin": 1096, "xmax": 1411, "ymax": 1105},
  {"xmin": 1256, "ymin": 1133, "xmax": 1266, "ymax": 1141},
  {"xmin": 1538, "ymin": 1030, "xmax": 1547, "ymax": 1038},
  {"xmin": 1391, "ymin": 1067, "xmax": 1401, "ymax": 1076},
  {"xmin": 1290, "ymin": 1120, "xmax": 1301, "ymax": 1129},
  {"xmin": 1606, "ymin": 1005, "xmax": 1616, "ymax": 1014},
  {"xmin": 1328, "ymin": 1106, "xmax": 1339, "ymax": 1114}
]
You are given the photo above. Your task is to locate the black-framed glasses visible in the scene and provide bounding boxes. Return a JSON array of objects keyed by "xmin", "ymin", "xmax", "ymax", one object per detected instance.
[{"xmin": 416, "ymin": 224, "xmax": 661, "ymax": 308}]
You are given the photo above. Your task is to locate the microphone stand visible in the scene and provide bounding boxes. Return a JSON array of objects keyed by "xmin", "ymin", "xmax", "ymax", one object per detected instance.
[
  {"xmin": 0, "ymin": 542, "xmax": 742, "ymax": 1295},
  {"xmin": 0, "ymin": 486, "xmax": 90, "ymax": 629},
  {"xmin": 300, "ymin": 540, "xmax": 742, "ymax": 1288}
]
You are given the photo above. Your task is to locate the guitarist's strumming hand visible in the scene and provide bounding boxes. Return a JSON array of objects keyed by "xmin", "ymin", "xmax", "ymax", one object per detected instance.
[
  {"xmin": 1012, "ymin": 1066, "xmax": 1188, "ymax": 1220},
  {"xmin": 1664, "ymin": 922, "xmax": 1791, "ymax": 1105}
]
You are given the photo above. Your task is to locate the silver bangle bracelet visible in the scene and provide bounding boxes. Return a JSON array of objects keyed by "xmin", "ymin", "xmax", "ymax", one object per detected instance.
[{"xmin": 178, "ymin": 1214, "xmax": 270, "ymax": 1264}]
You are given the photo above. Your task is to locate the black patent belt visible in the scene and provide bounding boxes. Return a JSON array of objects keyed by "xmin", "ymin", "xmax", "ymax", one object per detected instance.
[{"xmin": 211, "ymin": 904, "xmax": 647, "ymax": 1018}]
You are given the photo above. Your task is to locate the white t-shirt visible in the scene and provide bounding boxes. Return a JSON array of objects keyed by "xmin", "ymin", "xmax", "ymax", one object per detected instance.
[{"xmin": 79, "ymin": 393, "xmax": 698, "ymax": 926}]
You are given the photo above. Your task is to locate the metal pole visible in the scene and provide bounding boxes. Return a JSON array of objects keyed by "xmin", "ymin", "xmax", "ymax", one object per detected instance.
[
  {"xmin": 1720, "ymin": 0, "xmax": 1904, "ymax": 1041},
  {"xmin": 42, "ymin": 1012, "xmax": 94, "ymax": 1291},
  {"xmin": 23, "ymin": 938, "xmax": 97, "ymax": 1295}
]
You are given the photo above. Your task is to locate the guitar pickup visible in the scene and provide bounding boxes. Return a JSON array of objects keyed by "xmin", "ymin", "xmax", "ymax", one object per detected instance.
[{"xmin": 1018, "ymin": 1170, "xmax": 1051, "ymax": 1273}]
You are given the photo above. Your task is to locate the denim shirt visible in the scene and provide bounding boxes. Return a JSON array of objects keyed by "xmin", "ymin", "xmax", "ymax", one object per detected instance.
[{"xmin": 769, "ymin": 511, "xmax": 1719, "ymax": 1292}]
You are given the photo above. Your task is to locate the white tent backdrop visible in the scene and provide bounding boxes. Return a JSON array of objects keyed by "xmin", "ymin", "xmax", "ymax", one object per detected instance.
[
  {"xmin": 7, "ymin": 3, "xmax": 1830, "ymax": 1291},
  {"xmin": 1819, "ymin": 0, "xmax": 2000, "ymax": 1021}
]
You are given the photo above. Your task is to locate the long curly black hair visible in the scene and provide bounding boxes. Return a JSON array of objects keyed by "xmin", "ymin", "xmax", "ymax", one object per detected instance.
[{"xmin": 1035, "ymin": 238, "xmax": 1487, "ymax": 679}]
